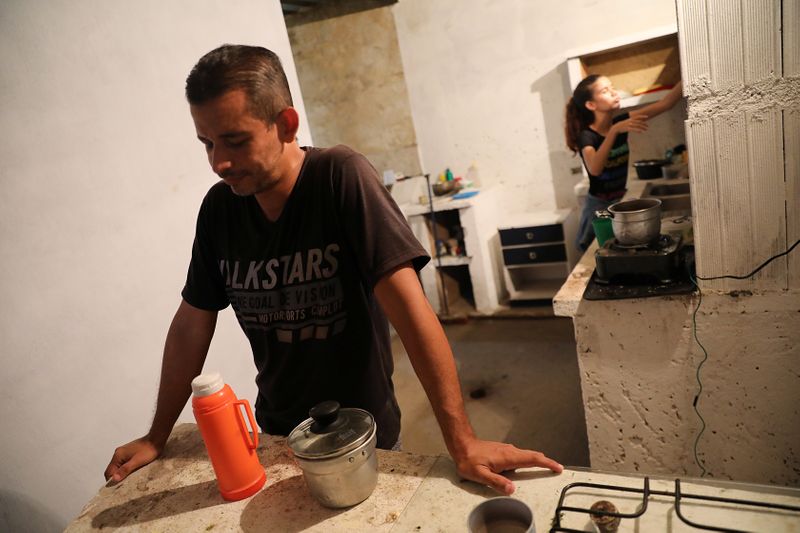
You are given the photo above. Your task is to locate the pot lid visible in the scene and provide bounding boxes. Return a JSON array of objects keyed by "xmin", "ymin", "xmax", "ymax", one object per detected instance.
[{"xmin": 287, "ymin": 401, "xmax": 375, "ymax": 459}]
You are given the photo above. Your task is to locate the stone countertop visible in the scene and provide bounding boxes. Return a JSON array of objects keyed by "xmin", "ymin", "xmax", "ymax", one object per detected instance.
[
  {"xmin": 553, "ymin": 177, "xmax": 692, "ymax": 318},
  {"xmin": 67, "ymin": 424, "xmax": 437, "ymax": 532},
  {"xmin": 394, "ymin": 460, "xmax": 800, "ymax": 532},
  {"xmin": 67, "ymin": 424, "xmax": 800, "ymax": 532}
]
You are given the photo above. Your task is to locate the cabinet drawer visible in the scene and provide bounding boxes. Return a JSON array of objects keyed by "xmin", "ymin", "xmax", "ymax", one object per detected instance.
[
  {"xmin": 499, "ymin": 224, "xmax": 563, "ymax": 246},
  {"xmin": 502, "ymin": 244, "xmax": 566, "ymax": 266}
]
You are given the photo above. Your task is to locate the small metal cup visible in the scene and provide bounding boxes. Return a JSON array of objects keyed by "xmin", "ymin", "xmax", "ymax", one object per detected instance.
[{"xmin": 467, "ymin": 497, "xmax": 535, "ymax": 533}]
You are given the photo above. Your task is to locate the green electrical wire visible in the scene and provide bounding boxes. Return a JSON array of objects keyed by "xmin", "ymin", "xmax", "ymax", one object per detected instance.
[
  {"xmin": 689, "ymin": 273, "xmax": 708, "ymax": 478},
  {"xmin": 688, "ymin": 238, "xmax": 799, "ymax": 478}
]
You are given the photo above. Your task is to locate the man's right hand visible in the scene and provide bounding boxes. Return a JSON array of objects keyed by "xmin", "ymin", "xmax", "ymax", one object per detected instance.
[{"xmin": 104, "ymin": 435, "xmax": 162, "ymax": 483}]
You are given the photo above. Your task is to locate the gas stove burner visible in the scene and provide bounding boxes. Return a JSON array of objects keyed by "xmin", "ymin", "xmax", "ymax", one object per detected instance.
[
  {"xmin": 611, "ymin": 240, "xmax": 654, "ymax": 250},
  {"xmin": 605, "ymin": 233, "xmax": 677, "ymax": 252},
  {"xmin": 594, "ymin": 233, "xmax": 684, "ymax": 285},
  {"xmin": 549, "ymin": 477, "xmax": 800, "ymax": 532}
]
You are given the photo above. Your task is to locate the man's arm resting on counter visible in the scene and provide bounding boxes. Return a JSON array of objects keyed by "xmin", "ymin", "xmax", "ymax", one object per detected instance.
[
  {"xmin": 374, "ymin": 264, "xmax": 563, "ymax": 495},
  {"xmin": 104, "ymin": 299, "xmax": 217, "ymax": 483}
]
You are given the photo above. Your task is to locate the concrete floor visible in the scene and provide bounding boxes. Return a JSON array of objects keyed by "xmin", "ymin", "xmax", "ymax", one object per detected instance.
[{"xmin": 392, "ymin": 317, "xmax": 590, "ymax": 468}]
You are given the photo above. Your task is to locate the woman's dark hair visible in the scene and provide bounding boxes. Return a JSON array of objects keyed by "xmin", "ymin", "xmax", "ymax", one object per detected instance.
[
  {"xmin": 565, "ymin": 74, "xmax": 600, "ymax": 154},
  {"xmin": 185, "ymin": 44, "xmax": 293, "ymax": 124}
]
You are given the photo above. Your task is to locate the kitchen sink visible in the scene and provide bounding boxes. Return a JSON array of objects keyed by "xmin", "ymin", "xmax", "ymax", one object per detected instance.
[
  {"xmin": 642, "ymin": 179, "xmax": 692, "ymax": 214},
  {"xmin": 655, "ymin": 194, "xmax": 692, "ymax": 212},
  {"xmin": 646, "ymin": 182, "xmax": 690, "ymax": 196}
]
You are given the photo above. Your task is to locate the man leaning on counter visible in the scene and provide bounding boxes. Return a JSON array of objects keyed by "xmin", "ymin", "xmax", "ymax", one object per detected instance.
[{"xmin": 103, "ymin": 44, "xmax": 563, "ymax": 495}]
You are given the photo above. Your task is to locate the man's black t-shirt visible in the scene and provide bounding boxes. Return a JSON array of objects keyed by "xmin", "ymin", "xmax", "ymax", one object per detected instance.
[
  {"xmin": 181, "ymin": 145, "xmax": 430, "ymax": 448},
  {"xmin": 578, "ymin": 113, "xmax": 630, "ymax": 197}
]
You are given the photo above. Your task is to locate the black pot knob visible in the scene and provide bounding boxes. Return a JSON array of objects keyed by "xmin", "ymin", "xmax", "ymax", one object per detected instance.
[{"xmin": 310, "ymin": 400, "xmax": 340, "ymax": 432}]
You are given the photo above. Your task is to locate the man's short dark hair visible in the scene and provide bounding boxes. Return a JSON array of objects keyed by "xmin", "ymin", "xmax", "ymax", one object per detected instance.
[{"xmin": 185, "ymin": 44, "xmax": 294, "ymax": 123}]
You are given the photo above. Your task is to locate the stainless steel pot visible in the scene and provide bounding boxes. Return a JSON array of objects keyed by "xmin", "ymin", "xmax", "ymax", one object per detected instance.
[
  {"xmin": 607, "ymin": 198, "xmax": 662, "ymax": 245},
  {"xmin": 287, "ymin": 401, "xmax": 377, "ymax": 508}
]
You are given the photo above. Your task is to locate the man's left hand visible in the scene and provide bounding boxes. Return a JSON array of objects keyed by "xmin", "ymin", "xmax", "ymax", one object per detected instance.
[{"xmin": 453, "ymin": 439, "xmax": 563, "ymax": 494}]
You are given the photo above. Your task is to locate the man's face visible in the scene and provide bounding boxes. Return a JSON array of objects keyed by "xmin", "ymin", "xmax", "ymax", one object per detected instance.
[{"xmin": 190, "ymin": 89, "xmax": 284, "ymax": 197}]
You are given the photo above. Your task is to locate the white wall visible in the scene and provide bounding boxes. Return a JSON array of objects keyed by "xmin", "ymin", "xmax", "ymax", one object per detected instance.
[
  {"xmin": 392, "ymin": 0, "xmax": 679, "ymax": 214},
  {"xmin": 0, "ymin": 1, "xmax": 310, "ymax": 530}
]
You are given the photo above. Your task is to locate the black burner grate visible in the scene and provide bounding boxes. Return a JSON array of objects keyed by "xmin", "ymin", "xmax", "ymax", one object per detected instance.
[{"xmin": 549, "ymin": 477, "xmax": 800, "ymax": 532}]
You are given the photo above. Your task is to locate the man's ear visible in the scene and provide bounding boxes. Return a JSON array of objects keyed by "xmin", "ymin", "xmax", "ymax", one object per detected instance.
[{"xmin": 275, "ymin": 108, "xmax": 300, "ymax": 142}]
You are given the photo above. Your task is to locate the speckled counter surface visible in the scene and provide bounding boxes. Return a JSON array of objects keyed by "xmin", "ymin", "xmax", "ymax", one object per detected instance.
[
  {"xmin": 68, "ymin": 424, "xmax": 800, "ymax": 532},
  {"xmin": 391, "ymin": 459, "xmax": 800, "ymax": 532},
  {"xmin": 66, "ymin": 424, "xmax": 436, "ymax": 532}
]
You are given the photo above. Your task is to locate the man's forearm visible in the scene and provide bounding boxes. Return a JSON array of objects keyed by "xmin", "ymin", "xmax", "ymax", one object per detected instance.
[
  {"xmin": 374, "ymin": 265, "xmax": 564, "ymax": 494},
  {"xmin": 148, "ymin": 300, "xmax": 217, "ymax": 448},
  {"xmin": 401, "ymin": 321, "xmax": 476, "ymax": 455},
  {"xmin": 374, "ymin": 266, "xmax": 476, "ymax": 454}
]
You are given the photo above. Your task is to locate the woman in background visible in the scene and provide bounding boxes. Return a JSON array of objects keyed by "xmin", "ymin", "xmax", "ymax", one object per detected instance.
[{"xmin": 565, "ymin": 75, "xmax": 683, "ymax": 251}]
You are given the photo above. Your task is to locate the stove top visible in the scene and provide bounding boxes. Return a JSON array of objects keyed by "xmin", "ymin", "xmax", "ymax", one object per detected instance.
[
  {"xmin": 584, "ymin": 233, "xmax": 696, "ymax": 300},
  {"xmin": 549, "ymin": 475, "xmax": 800, "ymax": 532},
  {"xmin": 600, "ymin": 233, "xmax": 681, "ymax": 253},
  {"xmin": 595, "ymin": 234, "xmax": 683, "ymax": 284}
]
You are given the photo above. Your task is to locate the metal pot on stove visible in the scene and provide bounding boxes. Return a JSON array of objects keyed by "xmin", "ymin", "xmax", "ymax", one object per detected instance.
[
  {"xmin": 605, "ymin": 198, "xmax": 662, "ymax": 246},
  {"xmin": 287, "ymin": 401, "xmax": 378, "ymax": 508}
]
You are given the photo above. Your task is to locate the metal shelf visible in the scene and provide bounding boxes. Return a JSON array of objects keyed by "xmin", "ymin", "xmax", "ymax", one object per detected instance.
[
  {"xmin": 505, "ymin": 260, "xmax": 568, "ymax": 270},
  {"xmin": 434, "ymin": 255, "xmax": 471, "ymax": 267}
]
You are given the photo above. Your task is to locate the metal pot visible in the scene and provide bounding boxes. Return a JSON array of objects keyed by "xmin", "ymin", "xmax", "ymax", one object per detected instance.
[
  {"xmin": 633, "ymin": 159, "xmax": 669, "ymax": 180},
  {"xmin": 606, "ymin": 198, "xmax": 662, "ymax": 245},
  {"xmin": 287, "ymin": 401, "xmax": 377, "ymax": 508}
]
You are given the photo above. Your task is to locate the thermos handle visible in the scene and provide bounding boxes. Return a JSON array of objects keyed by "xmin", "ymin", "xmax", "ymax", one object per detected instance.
[{"xmin": 235, "ymin": 400, "xmax": 259, "ymax": 450}]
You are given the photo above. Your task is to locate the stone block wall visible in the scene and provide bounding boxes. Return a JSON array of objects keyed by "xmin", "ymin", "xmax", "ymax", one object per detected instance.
[{"xmin": 575, "ymin": 292, "xmax": 800, "ymax": 486}]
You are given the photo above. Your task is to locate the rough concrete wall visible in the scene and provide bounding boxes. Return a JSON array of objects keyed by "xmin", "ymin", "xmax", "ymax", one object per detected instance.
[
  {"xmin": 574, "ymin": 291, "xmax": 800, "ymax": 486},
  {"xmin": 677, "ymin": 0, "xmax": 800, "ymax": 291},
  {"xmin": 287, "ymin": 6, "xmax": 422, "ymax": 177}
]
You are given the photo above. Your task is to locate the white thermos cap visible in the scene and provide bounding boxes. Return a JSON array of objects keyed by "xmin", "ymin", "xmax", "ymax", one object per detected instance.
[{"xmin": 191, "ymin": 372, "xmax": 224, "ymax": 397}]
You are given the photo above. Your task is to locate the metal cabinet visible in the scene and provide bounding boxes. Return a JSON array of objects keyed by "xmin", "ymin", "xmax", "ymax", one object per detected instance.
[
  {"xmin": 499, "ymin": 224, "xmax": 564, "ymax": 246},
  {"xmin": 498, "ymin": 210, "xmax": 578, "ymax": 307}
]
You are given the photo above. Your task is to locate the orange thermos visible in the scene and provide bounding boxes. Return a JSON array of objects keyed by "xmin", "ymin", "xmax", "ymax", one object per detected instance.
[{"xmin": 191, "ymin": 372, "xmax": 266, "ymax": 501}]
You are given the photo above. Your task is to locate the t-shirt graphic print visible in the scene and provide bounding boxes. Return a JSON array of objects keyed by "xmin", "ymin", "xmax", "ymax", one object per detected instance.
[{"xmin": 220, "ymin": 243, "xmax": 346, "ymax": 343}]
